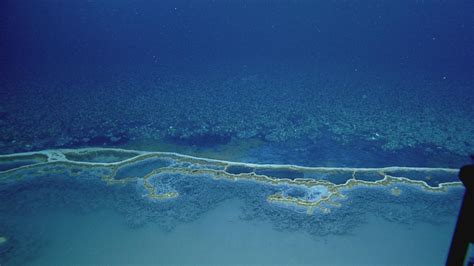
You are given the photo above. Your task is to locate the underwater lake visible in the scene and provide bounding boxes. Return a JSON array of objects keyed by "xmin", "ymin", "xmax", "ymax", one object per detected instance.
[{"xmin": 0, "ymin": 149, "xmax": 465, "ymax": 265}]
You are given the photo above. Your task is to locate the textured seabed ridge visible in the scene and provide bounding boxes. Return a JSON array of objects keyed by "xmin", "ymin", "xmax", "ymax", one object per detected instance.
[
  {"xmin": 2, "ymin": 66, "xmax": 473, "ymax": 162},
  {"xmin": 0, "ymin": 148, "xmax": 465, "ymax": 265}
]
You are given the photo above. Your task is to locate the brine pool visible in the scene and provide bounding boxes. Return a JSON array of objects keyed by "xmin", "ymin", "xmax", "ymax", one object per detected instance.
[{"xmin": 0, "ymin": 148, "xmax": 466, "ymax": 265}]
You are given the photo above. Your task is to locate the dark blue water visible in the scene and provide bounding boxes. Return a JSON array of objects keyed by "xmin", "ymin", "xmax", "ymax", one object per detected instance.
[{"xmin": 2, "ymin": 0, "xmax": 473, "ymax": 76}]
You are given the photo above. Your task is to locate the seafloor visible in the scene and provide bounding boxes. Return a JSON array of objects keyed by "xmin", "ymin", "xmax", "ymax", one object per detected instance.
[
  {"xmin": 2, "ymin": 1, "xmax": 473, "ymax": 264},
  {"xmin": 0, "ymin": 148, "xmax": 465, "ymax": 265},
  {"xmin": 1, "ymin": 64, "xmax": 473, "ymax": 167},
  {"xmin": 1, "ymin": 63, "xmax": 473, "ymax": 265}
]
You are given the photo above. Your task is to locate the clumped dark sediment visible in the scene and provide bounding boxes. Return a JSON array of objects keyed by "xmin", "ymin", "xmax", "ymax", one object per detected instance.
[{"xmin": 1, "ymin": 65, "xmax": 472, "ymax": 163}]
